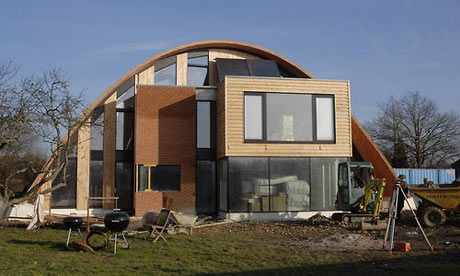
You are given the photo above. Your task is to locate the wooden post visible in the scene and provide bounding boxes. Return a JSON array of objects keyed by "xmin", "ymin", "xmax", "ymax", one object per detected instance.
[
  {"xmin": 103, "ymin": 93, "xmax": 117, "ymax": 209},
  {"xmin": 76, "ymin": 120, "xmax": 91, "ymax": 210},
  {"xmin": 176, "ymin": 52, "xmax": 188, "ymax": 85}
]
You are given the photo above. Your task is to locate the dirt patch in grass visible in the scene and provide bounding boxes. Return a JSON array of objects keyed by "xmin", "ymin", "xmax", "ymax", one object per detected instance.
[{"xmin": 196, "ymin": 212, "xmax": 460, "ymax": 254}]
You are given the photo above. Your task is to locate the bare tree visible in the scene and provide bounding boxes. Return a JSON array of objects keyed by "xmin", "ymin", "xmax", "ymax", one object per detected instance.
[
  {"xmin": 0, "ymin": 61, "xmax": 30, "ymax": 152},
  {"xmin": 25, "ymin": 67, "xmax": 85, "ymax": 208},
  {"xmin": 366, "ymin": 91, "xmax": 460, "ymax": 168},
  {"xmin": 0, "ymin": 63, "xmax": 85, "ymax": 219}
]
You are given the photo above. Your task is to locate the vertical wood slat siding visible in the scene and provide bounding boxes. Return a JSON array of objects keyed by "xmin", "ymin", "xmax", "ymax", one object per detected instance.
[
  {"xmin": 138, "ymin": 65, "xmax": 155, "ymax": 85},
  {"xmin": 217, "ymin": 77, "xmax": 352, "ymax": 158}
]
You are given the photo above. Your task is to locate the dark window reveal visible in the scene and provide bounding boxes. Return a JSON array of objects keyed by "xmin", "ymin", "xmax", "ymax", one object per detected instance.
[
  {"xmin": 216, "ymin": 58, "xmax": 280, "ymax": 82},
  {"xmin": 137, "ymin": 165, "xmax": 180, "ymax": 192},
  {"xmin": 151, "ymin": 165, "xmax": 181, "ymax": 192}
]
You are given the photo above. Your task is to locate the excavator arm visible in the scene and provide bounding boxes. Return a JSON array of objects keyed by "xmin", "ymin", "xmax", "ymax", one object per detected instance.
[{"xmin": 359, "ymin": 179, "xmax": 386, "ymax": 220}]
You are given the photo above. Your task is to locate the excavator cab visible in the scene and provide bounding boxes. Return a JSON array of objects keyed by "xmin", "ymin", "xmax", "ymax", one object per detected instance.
[{"xmin": 336, "ymin": 161, "xmax": 375, "ymax": 212}]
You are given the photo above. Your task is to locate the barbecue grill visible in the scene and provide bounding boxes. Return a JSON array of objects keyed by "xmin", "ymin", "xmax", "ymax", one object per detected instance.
[
  {"xmin": 63, "ymin": 216, "xmax": 83, "ymax": 248},
  {"xmin": 104, "ymin": 212, "xmax": 130, "ymax": 254}
]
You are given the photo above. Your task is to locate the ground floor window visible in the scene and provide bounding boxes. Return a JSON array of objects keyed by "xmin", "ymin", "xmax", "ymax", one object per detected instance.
[
  {"xmin": 218, "ymin": 157, "xmax": 345, "ymax": 213},
  {"xmin": 137, "ymin": 164, "xmax": 181, "ymax": 192},
  {"xmin": 51, "ymin": 157, "xmax": 77, "ymax": 208},
  {"xmin": 115, "ymin": 162, "xmax": 134, "ymax": 212},
  {"xmin": 89, "ymin": 160, "xmax": 103, "ymax": 208}
]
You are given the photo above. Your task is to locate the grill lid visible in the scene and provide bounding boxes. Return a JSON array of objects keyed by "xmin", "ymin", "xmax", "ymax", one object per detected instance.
[{"xmin": 104, "ymin": 212, "xmax": 130, "ymax": 232}]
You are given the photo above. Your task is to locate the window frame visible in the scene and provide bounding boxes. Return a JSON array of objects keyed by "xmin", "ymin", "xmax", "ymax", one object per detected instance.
[{"xmin": 243, "ymin": 92, "xmax": 336, "ymax": 144}]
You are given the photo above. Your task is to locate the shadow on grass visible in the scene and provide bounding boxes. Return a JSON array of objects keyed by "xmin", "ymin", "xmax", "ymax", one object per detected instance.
[
  {"xmin": 190, "ymin": 252, "xmax": 460, "ymax": 276},
  {"xmin": 8, "ymin": 239, "xmax": 67, "ymax": 250}
]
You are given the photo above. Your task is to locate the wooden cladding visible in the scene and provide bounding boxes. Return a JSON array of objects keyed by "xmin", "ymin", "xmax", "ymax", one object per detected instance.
[{"xmin": 216, "ymin": 77, "xmax": 352, "ymax": 158}]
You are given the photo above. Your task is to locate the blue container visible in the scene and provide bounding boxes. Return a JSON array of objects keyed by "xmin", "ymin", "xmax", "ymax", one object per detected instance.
[{"xmin": 394, "ymin": 168, "xmax": 456, "ymax": 185}]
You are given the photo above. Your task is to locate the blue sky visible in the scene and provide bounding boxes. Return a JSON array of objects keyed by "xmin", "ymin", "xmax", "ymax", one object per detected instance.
[{"xmin": 1, "ymin": 0, "xmax": 459, "ymax": 122}]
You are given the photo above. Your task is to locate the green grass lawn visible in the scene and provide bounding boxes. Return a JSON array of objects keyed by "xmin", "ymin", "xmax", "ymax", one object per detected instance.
[{"xmin": 0, "ymin": 226, "xmax": 459, "ymax": 276}]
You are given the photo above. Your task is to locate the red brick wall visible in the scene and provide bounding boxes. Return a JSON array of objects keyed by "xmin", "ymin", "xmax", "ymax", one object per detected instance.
[{"xmin": 134, "ymin": 86, "xmax": 196, "ymax": 216}]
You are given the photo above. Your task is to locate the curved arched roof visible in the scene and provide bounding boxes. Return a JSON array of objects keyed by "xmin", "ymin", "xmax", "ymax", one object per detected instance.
[{"xmin": 84, "ymin": 40, "xmax": 314, "ymax": 115}]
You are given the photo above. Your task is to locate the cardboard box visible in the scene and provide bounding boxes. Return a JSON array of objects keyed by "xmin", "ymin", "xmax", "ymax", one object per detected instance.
[
  {"xmin": 271, "ymin": 193, "xmax": 287, "ymax": 211},
  {"xmin": 248, "ymin": 199, "xmax": 261, "ymax": 212}
]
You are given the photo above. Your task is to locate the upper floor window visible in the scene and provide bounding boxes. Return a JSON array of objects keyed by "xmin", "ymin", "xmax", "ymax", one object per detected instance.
[
  {"xmin": 155, "ymin": 63, "xmax": 176, "ymax": 85},
  {"xmin": 154, "ymin": 56, "xmax": 177, "ymax": 86},
  {"xmin": 244, "ymin": 92, "xmax": 335, "ymax": 143},
  {"xmin": 197, "ymin": 101, "xmax": 216, "ymax": 149},
  {"xmin": 216, "ymin": 58, "xmax": 280, "ymax": 82},
  {"xmin": 188, "ymin": 52, "xmax": 209, "ymax": 86}
]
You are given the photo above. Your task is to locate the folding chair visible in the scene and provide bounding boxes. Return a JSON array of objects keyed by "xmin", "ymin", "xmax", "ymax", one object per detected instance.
[{"xmin": 146, "ymin": 209, "xmax": 172, "ymax": 242}]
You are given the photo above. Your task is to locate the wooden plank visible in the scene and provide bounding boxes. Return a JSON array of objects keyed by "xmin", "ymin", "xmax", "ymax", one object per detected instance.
[
  {"xmin": 176, "ymin": 52, "xmax": 187, "ymax": 85},
  {"xmin": 138, "ymin": 65, "xmax": 155, "ymax": 85},
  {"xmin": 103, "ymin": 93, "xmax": 116, "ymax": 209},
  {"xmin": 76, "ymin": 120, "xmax": 91, "ymax": 210}
]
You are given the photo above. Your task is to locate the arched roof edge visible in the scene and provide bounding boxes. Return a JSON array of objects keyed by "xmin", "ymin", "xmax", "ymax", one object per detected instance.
[{"xmin": 82, "ymin": 40, "xmax": 314, "ymax": 118}]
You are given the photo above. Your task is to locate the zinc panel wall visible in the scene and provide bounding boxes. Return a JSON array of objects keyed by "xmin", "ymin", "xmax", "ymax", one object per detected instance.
[{"xmin": 217, "ymin": 77, "xmax": 352, "ymax": 158}]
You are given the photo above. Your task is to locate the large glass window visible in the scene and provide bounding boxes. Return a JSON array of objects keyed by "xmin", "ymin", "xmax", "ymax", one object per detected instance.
[
  {"xmin": 310, "ymin": 158, "xmax": 344, "ymax": 211},
  {"xmin": 89, "ymin": 160, "xmax": 103, "ymax": 208},
  {"xmin": 90, "ymin": 110, "xmax": 104, "ymax": 151},
  {"xmin": 267, "ymin": 93, "xmax": 312, "ymax": 142},
  {"xmin": 116, "ymin": 111, "xmax": 134, "ymax": 151},
  {"xmin": 51, "ymin": 155, "xmax": 77, "ymax": 208},
  {"xmin": 197, "ymin": 102, "xmax": 211, "ymax": 148},
  {"xmin": 116, "ymin": 86, "xmax": 134, "ymax": 109},
  {"xmin": 244, "ymin": 92, "xmax": 335, "ymax": 143},
  {"xmin": 215, "ymin": 59, "xmax": 280, "ymax": 82},
  {"xmin": 222, "ymin": 157, "xmax": 344, "ymax": 213},
  {"xmin": 188, "ymin": 55, "xmax": 209, "ymax": 86},
  {"xmin": 89, "ymin": 109, "xmax": 104, "ymax": 208},
  {"xmin": 270, "ymin": 158, "xmax": 310, "ymax": 211},
  {"xmin": 228, "ymin": 157, "xmax": 269, "ymax": 212},
  {"xmin": 115, "ymin": 162, "xmax": 134, "ymax": 212},
  {"xmin": 244, "ymin": 94, "xmax": 263, "ymax": 140},
  {"xmin": 155, "ymin": 63, "xmax": 176, "ymax": 86}
]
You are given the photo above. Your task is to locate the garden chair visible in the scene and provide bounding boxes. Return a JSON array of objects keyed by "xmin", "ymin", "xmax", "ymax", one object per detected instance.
[{"xmin": 146, "ymin": 208, "xmax": 172, "ymax": 242}]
